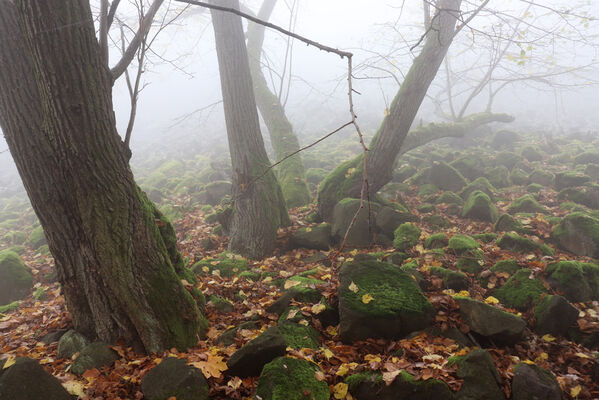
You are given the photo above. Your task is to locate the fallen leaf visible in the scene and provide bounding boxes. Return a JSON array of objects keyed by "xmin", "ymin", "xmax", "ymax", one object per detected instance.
[
  {"xmin": 312, "ymin": 303, "xmax": 326, "ymax": 315},
  {"xmin": 2, "ymin": 356, "xmax": 15, "ymax": 369},
  {"xmin": 362, "ymin": 294, "xmax": 374, "ymax": 304},
  {"xmin": 571, "ymin": 385, "xmax": 582, "ymax": 398},
  {"xmin": 484, "ymin": 296, "xmax": 500, "ymax": 305},
  {"xmin": 542, "ymin": 334, "xmax": 556, "ymax": 342},
  {"xmin": 63, "ymin": 380, "xmax": 86, "ymax": 397},
  {"xmin": 227, "ymin": 376, "xmax": 242, "ymax": 389},
  {"xmin": 349, "ymin": 282, "xmax": 359, "ymax": 293},
  {"xmin": 314, "ymin": 370, "xmax": 326, "ymax": 381},
  {"xmin": 191, "ymin": 354, "xmax": 228, "ymax": 379},
  {"xmin": 284, "ymin": 280, "xmax": 301, "ymax": 289},
  {"xmin": 333, "ymin": 382, "xmax": 348, "ymax": 399}
]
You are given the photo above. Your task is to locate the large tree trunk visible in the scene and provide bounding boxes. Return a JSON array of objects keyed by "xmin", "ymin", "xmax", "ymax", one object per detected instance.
[
  {"xmin": 211, "ymin": 0, "xmax": 289, "ymax": 259},
  {"xmin": 0, "ymin": 0, "xmax": 205, "ymax": 353},
  {"xmin": 317, "ymin": 0, "xmax": 463, "ymax": 220}
]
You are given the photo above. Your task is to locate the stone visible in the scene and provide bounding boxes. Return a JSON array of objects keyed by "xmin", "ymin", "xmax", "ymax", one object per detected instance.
[
  {"xmin": 460, "ymin": 177, "xmax": 496, "ymax": 201},
  {"xmin": 429, "ymin": 161, "xmax": 468, "ymax": 192},
  {"xmin": 255, "ymin": 357, "xmax": 329, "ymax": 400},
  {"xmin": 346, "ymin": 370, "xmax": 454, "ymax": 400},
  {"xmin": 462, "ymin": 190, "xmax": 498, "ymax": 222},
  {"xmin": 512, "ymin": 363, "xmax": 562, "ymax": 400},
  {"xmin": 552, "ymin": 212, "xmax": 599, "ymax": 258},
  {"xmin": 545, "ymin": 261, "xmax": 599, "ymax": 302},
  {"xmin": 429, "ymin": 267, "xmax": 469, "ymax": 291},
  {"xmin": 0, "ymin": 357, "xmax": 71, "ymax": 400},
  {"xmin": 451, "ymin": 156, "xmax": 485, "ymax": 181},
  {"xmin": 436, "ymin": 191, "xmax": 464, "ymax": 205},
  {"xmin": 455, "ymin": 297, "xmax": 526, "ymax": 344},
  {"xmin": 507, "ymin": 195, "xmax": 548, "ymax": 214},
  {"xmin": 494, "ymin": 151, "xmax": 523, "ymax": 170},
  {"xmin": 226, "ymin": 326, "xmax": 287, "ymax": 377},
  {"xmin": 203, "ymin": 180, "xmax": 232, "ymax": 205},
  {"xmin": 331, "ymin": 198, "xmax": 381, "ymax": 247},
  {"xmin": 25, "ymin": 226, "xmax": 47, "ymax": 250},
  {"xmin": 447, "ymin": 235, "xmax": 479, "ymax": 254},
  {"xmin": 528, "ymin": 170, "xmax": 554, "ymax": 186},
  {"xmin": 57, "ymin": 330, "xmax": 90, "ymax": 359},
  {"xmin": 71, "ymin": 342, "xmax": 119, "ymax": 375},
  {"xmin": 0, "ymin": 250, "xmax": 32, "ymax": 304},
  {"xmin": 278, "ymin": 322, "xmax": 320, "ymax": 350},
  {"xmin": 493, "ymin": 269, "xmax": 547, "ymax": 311},
  {"xmin": 338, "ymin": 260, "xmax": 434, "ymax": 342},
  {"xmin": 192, "ymin": 253, "xmax": 248, "ymax": 277},
  {"xmin": 496, "ymin": 233, "xmax": 554, "ymax": 256},
  {"xmin": 494, "ymin": 214, "xmax": 529, "ymax": 234},
  {"xmin": 41, "ymin": 329, "xmax": 68, "ymax": 345},
  {"xmin": 492, "ymin": 130, "xmax": 520, "ymax": 149},
  {"xmin": 393, "ymin": 223, "xmax": 421, "ymax": 251},
  {"xmin": 554, "ymin": 171, "xmax": 590, "ymax": 191},
  {"xmin": 574, "ymin": 151, "xmax": 599, "ymax": 165},
  {"xmin": 424, "ymin": 233, "xmax": 448, "ymax": 249},
  {"xmin": 215, "ymin": 321, "xmax": 259, "ymax": 346},
  {"xmin": 375, "ymin": 206, "xmax": 418, "ymax": 238},
  {"xmin": 453, "ymin": 349, "xmax": 506, "ymax": 400},
  {"xmin": 521, "ymin": 146, "xmax": 544, "ymax": 162},
  {"xmin": 486, "ymin": 166, "xmax": 511, "ymax": 188},
  {"xmin": 291, "ymin": 223, "xmax": 332, "ymax": 250},
  {"xmin": 141, "ymin": 357, "xmax": 209, "ymax": 400},
  {"xmin": 534, "ymin": 295, "xmax": 579, "ymax": 336}
]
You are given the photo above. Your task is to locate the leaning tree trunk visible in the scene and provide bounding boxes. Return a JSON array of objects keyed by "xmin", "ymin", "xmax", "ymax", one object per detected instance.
[
  {"xmin": 246, "ymin": 0, "xmax": 311, "ymax": 208},
  {"xmin": 211, "ymin": 0, "xmax": 290, "ymax": 259},
  {"xmin": 0, "ymin": 0, "xmax": 204, "ymax": 353},
  {"xmin": 317, "ymin": 0, "xmax": 463, "ymax": 220}
]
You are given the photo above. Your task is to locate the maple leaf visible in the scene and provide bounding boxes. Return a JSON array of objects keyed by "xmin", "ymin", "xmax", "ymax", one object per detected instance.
[
  {"xmin": 362, "ymin": 294, "xmax": 374, "ymax": 304},
  {"xmin": 227, "ymin": 376, "xmax": 242, "ymax": 389},
  {"xmin": 191, "ymin": 354, "xmax": 228, "ymax": 379},
  {"xmin": 333, "ymin": 382, "xmax": 348, "ymax": 399},
  {"xmin": 348, "ymin": 282, "xmax": 359, "ymax": 293}
]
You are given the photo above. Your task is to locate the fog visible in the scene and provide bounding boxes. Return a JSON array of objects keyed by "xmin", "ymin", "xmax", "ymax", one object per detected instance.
[{"xmin": 1, "ymin": 0, "xmax": 599, "ymax": 189}]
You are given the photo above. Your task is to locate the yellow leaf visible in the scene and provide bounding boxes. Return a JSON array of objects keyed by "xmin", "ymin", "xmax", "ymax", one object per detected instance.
[
  {"xmin": 284, "ymin": 280, "xmax": 301, "ymax": 289},
  {"xmin": 384, "ymin": 108, "xmax": 391, "ymax": 116},
  {"xmin": 305, "ymin": 227, "xmax": 312, "ymax": 233},
  {"xmin": 575, "ymin": 352, "xmax": 590, "ymax": 359},
  {"xmin": 457, "ymin": 290, "xmax": 470, "ymax": 297},
  {"xmin": 298, "ymin": 319, "xmax": 309, "ymax": 326},
  {"xmin": 326, "ymin": 326, "xmax": 338, "ymax": 336},
  {"xmin": 350, "ymin": 249, "xmax": 359, "ymax": 256},
  {"xmin": 191, "ymin": 354, "xmax": 228, "ymax": 379},
  {"xmin": 2, "ymin": 356, "xmax": 15, "ymax": 369},
  {"xmin": 423, "ymin": 354, "xmax": 443, "ymax": 362},
  {"xmin": 485, "ymin": 296, "xmax": 500, "ymax": 305},
  {"xmin": 262, "ymin": 276, "xmax": 272, "ymax": 284},
  {"xmin": 333, "ymin": 382, "xmax": 349, "ymax": 399},
  {"xmin": 63, "ymin": 380, "xmax": 86, "ymax": 397},
  {"xmin": 522, "ymin": 359, "xmax": 535, "ymax": 365},
  {"xmin": 321, "ymin": 274, "xmax": 332, "ymax": 280},
  {"xmin": 321, "ymin": 348, "xmax": 334, "ymax": 360},
  {"xmin": 312, "ymin": 303, "xmax": 326, "ymax": 315},
  {"xmin": 542, "ymin": 334, "xmax": 556, "ymax": 342},
  {"xmin": 349, "ymin": 282, "xmax": 359, "ymax": 293},
  {"xmin": 180, "ymin": 279, "xmax": 191, "ymax": 287},
  {"xmin": 202, "ymin": 266, "xmax": 210, "ymax": 273},
  {"xmin": 336, "ymin": 364, "xmax": 350, "ymax": 377},
  {"xmin": 362, "ymin": 294, "xmax": 374, "ymax": 304},
  {"xmin": 364, "ymin": 354, "xmax": 382, "ymax": 363},
  {"xmin": 227, "ymin": 376, "xmax": 242, "ymax": 389},
  {"xmin": 571, "ymin": 385, "xmax": 582, "ymax": 397}
]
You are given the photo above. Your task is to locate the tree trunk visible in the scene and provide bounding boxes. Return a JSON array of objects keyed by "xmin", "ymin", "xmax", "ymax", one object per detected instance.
[
  {"xmin": 317, "ymin": 0, "xmax": 463, "ymax": 220},
  {"xmin": 210, "ymin": 0, "xmax": 290, "ymax": 259},
  {"xmin": 246, "ymin": 0, "xmax": 311, "ymax": 208},
  {"xmin": 0, "ymin": 0, "xmax": 205, "ymax": 353}
]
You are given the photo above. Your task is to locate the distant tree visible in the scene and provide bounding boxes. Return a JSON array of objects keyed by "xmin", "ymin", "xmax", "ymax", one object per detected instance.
[
  {"xmin": 0, "ymin": 0, "xmax": 205, "ymax": 353},
  {"xmin": 210, "ymin": 0, "xmax": 290, "ymax": 259},
  {"xmin": 246, "ymin": 0, "xmax": 311, "ymax": 208}
]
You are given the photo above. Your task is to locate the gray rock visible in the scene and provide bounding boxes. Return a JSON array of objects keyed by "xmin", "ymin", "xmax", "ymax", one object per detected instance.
[
  {"xmin": 552, "ymin": 212, "xmax": 599, "ymax": 258},
  {"xmin": 534, "ymin": 295, "xmax": 578, "ymax": 336},
  {"xmin": 346, "ymin": 370, "xmax": 454, "ymax": 400},
  {"xmin": 429, "ymin": 161, "xmax": 468, "ymax": 192},
  {"xmin": 57, "ymin": 329, "xmax": 89, "ymax": 359},
  {"xmin": 291, "ymin": 223, "xmax": 332, "ymax": 251},
  {"xmin": 462, "ymin": 190, "xmax": 498, "ymax": 223},
  {"xmin": 203, "ymin": 180, "xmax": 232, "ymax": 205},
  {"xmin": 0, "ymin": 250, "xmax": 32, "ymax": 304},
  {"xmin": 512, "ymin": 363, "xmax": 562, "ymax": 400},
  {"xmin": 255, "ymin": 357, "xmax": 329, "ymax": 400},
  {"xmin": 71, "ymin": 342, "xmax": 119, "ymax": 375},
  {"xmin": 141, "ymin": 357, "xmax": 209, "ymax": 400},
  {"xmin": 375, "ymin": 206, "xmax": 418, "ymax": 238},
  {"xmin": 331, "ymin": 199, "xmax": 381, "ymax": 247},
  {"xmin": 0, "ymin": 357, "xmax": 71, "ymax": 400},
  {"xmin": 226, "ymin": 326, "xmax": 287, "ymax": 377},
  {"xmin": 454, "ymin": 349, "xmax": 506, "ymax": 400}
]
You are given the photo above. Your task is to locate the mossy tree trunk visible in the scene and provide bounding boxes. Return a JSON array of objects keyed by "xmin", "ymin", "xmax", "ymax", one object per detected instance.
[
  {"xmin": 246, "ymin": 0, "xmax": 311, "ymax": 208},
  {"xmin": 0, "ymin": 0, "xmax": 204, "ymax": 353},
  {"xmin": 317, "ymin": 0, "xmax": 463, "ymax": 220},
  {"xmin": 210, "ymin": 0, "xmax": 290, "ymax": 259}
]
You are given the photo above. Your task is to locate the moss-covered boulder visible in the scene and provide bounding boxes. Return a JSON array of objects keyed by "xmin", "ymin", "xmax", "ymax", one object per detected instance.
[
  {"xmin": 422, "ymin": 215, "xmax": 450, "ymax": 229},
  {"xmin": 509, "ymin": 168, "xmax": 529, "ymax": 186},
  {"xmin": 526, "ymin": 183, "xmax": 544, "ymax": 194},
  {"xmin": 511, "ymin": 363, "xmax": 562, "ymax": 400},
  {"xmin": 534, "ymin": 295, "xmax": 579, "ymax": 336},
  {"xmin": 57, "ymin": 329, "xmax": 89, "ymax": 359},
  {"xmin": 490, "ymin": 259, "xmax": 520, "ymax": 275},
  {"xmin": 25, "ymin": 226, "xmax": 46, "ymax": 249},
  {"xmin": 492, "ymin": 129, "xmax": 520, "ymax": 149},
  {"xmin": 345, "ymin": 370, "xmax": 454, "ymax": 400},
  {"xmin": 497, "ymin": 233, "xmax": 554, "ymax": 256},
  {"xmin": 141, "ymin": 357, "xmax": 209, "ymax": 400},
  {"xmin": 331, "ymin": 198, "xmax": 381, "ymax": 247},
  {"xmin": 494, "ymin": 214, "xmax": 529, "ymax": 234},
  {"xmin": 552, "ymin": 212, "xmax": 599, "ymax": 258},
  {"xmin": 192, "ymin": 253, "xmax": 248, "ymax": 277},
  {"xmin": 338, "ymin": 260, "xmax": 434, "ymax": 342},
  {"xmin": 558, "ymin": 186, "xmax": 599, "ymax": 210},
  {"xmin": 429, "ymin": 266, "xmax": 469, "ymax": 291},
  {"xmin": 447, "ymin": 235, "xmax": 479, "ymax": 254},
  {"xmin": 278, "ymin": 322, "xmax": 320, "ymax": 350},
  {"xmin": 472, "ymin": 233, "xmax": 498, "ymax": 243},
  {"xmin": 453, "ymin": 349, "xmax": 506, "ymax": 400},
  {"xmin": 520, "ymin": 146, "xmax": 544, "ymax": 162},
  {"xmin": 255, "ymin": 357, "xmax": 329, "ymax": 400},
  {"xmin": 456, "ymin": 250, "xmax": 485, "ymax": 274},
  {"xmin": 71, "ymin": 342, "xmax": 119, "ymax": 375},
  {"xmin": 451, "ymin": 155, "xmax": 485, "ymax": 181},
  {"xmin": 494, "ymin": 151, "xmax": 523, "ymax": 170},
  {"xmin": 528, "ymin": 170, "xmax": 554, "ymax": 186},
  {"xmin": 0, "ymin": 250, "xmax": 32, "ymax": 305},
  {"xmin": 393, "ymin": 223, "xmax": 421, "ymax": 251},
  {"xmin": 545, "ymin": 261, "xmax": 599, "ymax": 302},
  {"xmin": 507, "ymin": 195, "xmax": 548, "ymax": 214},
  {"xmin": 486, "ymin": 166, "xmax": 511, "ymax": 188},
  {"xmin": 493, "ymin": 269, "xmax": 547, "ymax": 311},
  {"xmin": 424, "ymin": 233, "xmax": 448, "ymax": 249},
  {"xmin": 375, "ymin": 206, "xmax": 418, "ymax": 238},
  {"xmin": 282, "ymin": 275, "xmax": 324, "ymax": 303},
  {"xmin": 0, "ymin": 357, "xmax": 71, "ymax": 400},
  {"xmin": 291, "ymin": 224, "xmax": 331, "ymax": 251},
  {"xmin": 554, "ymin": 171, "xmax": 591, "ymax": 191},
  {"xmin": 226, "ymin": 326, "xmax": 287, "ymax": 377},
  {"xmin": 428, "ymin": 161, "xmax": 468, "ymax": 192},
  {"xmin": 455, "ymin": 297, "xmax": 526, "ymax": 344},
  {"xmin": 202, "ymin": 180, "xmax": 232, "ymax": 206},
  {"xmin": 436, "ymin": 191, "xmax": 464, "ymax": 206},
  {"xmin": 460, "ymin": 177, "xmax": 496, "ymax": 201},
  {"xmin": 2, "ymin": 231, "xmax": 27, "ymax": 245},
  {"xmin": 574, "ymin": 151, "xmax": 599, "ymax": 165},
  {"xmin": 462, "ymin": 190, "xmax": 498, "ymax": 222},
  {"xmin": 585, "ymin": 163, "xmax": 599, "ymax": 180}
]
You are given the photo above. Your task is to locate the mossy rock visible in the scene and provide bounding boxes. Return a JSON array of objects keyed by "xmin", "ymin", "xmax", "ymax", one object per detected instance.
[
  {"xmin": 490, "ymin": 259, "xmax": 520, "ymax": 275},
  {"xmin": 508, "ymin": 194, "xmax": 548, "ymax": 215},
  {"xmin": 192, "ymin": 253, "xmax": 248, "ymax": 277},
  {"xmin": 418, "ymin": 184, "xmax": 439, "ymax": 197},
  {"xmin": 461, "ymin": 190, "xmax": 498, "ymax": 223},
  {"xmin": 493, "ymin": 269, "xmax": 547, "ymax": 311},
  {"xmin": 6, "ymin": 245, "xmax": 26, "ymax": 255},
  {"xmin": 509, "ymin": 168, "xmax": 529, "ymax": 186},
  {"xmin": 451, "ymin": 155, "xmax": 484, "ymax": 181},
  {"xmin": 526, "ymin": 183, "xmax": 544, "ymax": 194},
  {"xmin": 203, "ymin": 181, "xmax": 232, "ymax": 206},
  {"xmin": 494, "ymin": 151, "xmax": 523, "ymax": 170},
  {"xmin": 492, "ymin": 129, "xmax": 520, "ymax": 149},
  {"xmin": 255, "ymin": 357, "xmax": 329, "ymax": 400},
  {"xmin": 278, "ymin": 322, "xmax": 320, "ymax": 350},
  {"xmin": 283, "ymin": 276, "xmax": 324, "ymax": 303},
  {"xmin": 25, "ymin": 226, "xmax": 46, "ymax": 250},
  {"xmin": 447, "ymin": 235, "xmax": 479, "ymax": 254},
  {"xmin": 0, "ymin": 301, "xmax": 20, "ymax": 314},
  {"xmin": 496, "ymin": 233, "xmax": 554, "ymax": 256},
  {"xmin": 472, "ymin": 233, "xmax": 497, "ymax": 243},
  {"xmin": 511, "ymin": 363, "xmax": 562, "ymax": 400},
  {"xmin": 375, "ymin": 206, "xmax": 418, "ymax": 238},
  {"xmin": 528, "ymin": 170, "xmax": 554, "ymax": 186},
  {"xmin": 393, "ymin": 165, "xmax": 417, "ymax": 182},
  {"xmin": 453, "ymin": 349, "xmax": 506, "ymax": 400},
  {"xmin": 71, "ymin": 342, "xmax": 119, "ymax": 375},
  {"xmin": 585, "ymin": 164, "xmax": 599, "ymax": 180},
  {"xmin": 520, "ymin": 146, "xmax": 544, "ymax": 162},
  {"xmin": 227, "ymin": 326, "xmax": 287, "ymax": 378},
  {"xmin": 424, "ymin": 233, "xmax": 448, "ymax": 249},
  {"xmin": 0, "ymin": 250, "xmax": 32, "ymax": 304},
  {"xmin": 209, "ymin": 295, "xmax": 234, "ymax": 313},
  {"xmin": 393, "ymin": 223, "xmax": 421, "ymax": 251},
  {"xmin": 429, "ymin": 266, "xmax": 469, "ymax": 291},
  {"xmin": 428, "ymin": 161, "xmax": 468, "ymax": 192},
  {"xmin": 305, "ymin": 168, "xmax": 328, "ymax": 185},
  {"xmin": 494, "ymin": 213, "xmax": 529, "ymax": 234},
  {"xmin": 460, "ymin": 177, "xmax": 496, "ymax": 201},
  {"xmin": 485, "ymin": 166, "xmax": 511, "ymax": 188},
  {"xmin": 558, "ymin": 186, "xmax": 599, "ymax": 209},
  {"xmin": 141, "ymin": 357, "xmax": 209, "ymax": 400},
  {"xmin": 0, "ymin": 357, "xmax": 72, "ymax": 400},
  {"xmin": 534, "ymin": 295, "xmax": 579, "ymax": 336},
  {"xmin": 544, "ymin": 260, "xmax": 599, "ymax": 302},
  {"xmin": 1, "ymin": 231, "xmax": 27, "ymax": 245},
  {"xmin": 455, "ymin": 297, "xmax": 525, "ymax": 344},
  {"xmin": 456, "ymin": 251, "xmax": 484, "ymax": 274},
  {"xmin": 574, "ymin": 151, "xmax": 599, "ymax": 165},
  {"xmin": 554, "ymin": 171, "xmax": 591, "ymax": 191},
  {"xmin": 338, "ymin": 260, "xmax": 434, "ymax": 342},
  {"xmin": 436, "ymin": 191, "xmax": 463, "ymax": 205},
  {"xmin": 552, "ymin": 212, "xmax": 599, "ymax": 258},
  {"xmin": 422, "ymin": 215, "xmax": 450, "ymax": 229},
  {"xmin": 291, "ymin": 224, "xmax": 331, "ymax": 251},
  {"xmin": 331, "ymin": 198, "xmax": 381, "ymax": 247}
]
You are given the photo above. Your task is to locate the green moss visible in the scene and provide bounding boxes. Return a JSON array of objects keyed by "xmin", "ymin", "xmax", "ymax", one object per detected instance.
[
  {"xmin": 345, "ymin": 371, "xmax": 383, "ymax": 392},
  {"xmin": 545, "ymin": 261, "xmax": 599, "ymax": 302},
  {"xmin": 209, "ymin": 295, "xmax": 234, "ymax": 313},
  {"xmin": 494, "ymin": 151, "xmax": 523, "ymax": 169},
  {"xmin": 526, "ymin": 183, "xmax": 544, "ymax": 193},
  {"xmin": 507, "ymin": 194, "xmax": 547, "ymax": 214},
  {"xmin": 448, "ymin": 235, "xmax": 479, "ymax": 254},
  {"xmin": 0, "ymin": 301, "xmax": 20, "ymax": 314},
  {"xmin": 436, "ymin": 191, "xmax": 464, "ymax": 205},
  {"xmin": 418, "ymin": 184, "xmax": 439, "ymax": 197},
  {"xmin": 256, "ymin": 357, "xmax": 329, "ymax": 400},
  {"xmin": 316, "ymin": 154, "xmax": 364, "ymax": 220},
  {"xmin": 491, "ymin": 259, "xmax": 519, "ymax": 274},
  {"xmin": 283, "ymin": 276, "xmax": 324, "ymax": 303},
  {"xmin": 238, "ymin": 270, "xmax": 262, "ymax": 281},
  {"xmin": 33, "ymin": 287, "xmax": 46, "ymax": 301},
  {"xmin": 422, "ymin": 215, "xmax": 450, "ymax": 229},
  {"xmin": 278, "ymin": 322, "xmax": 320, "ymax": 349},
  {"xmin": 417, "ymin": 203, "xmax": 436, "ymax": 213},
  {"xmin": 393, "ymin": 223, "xmax": 421, "ymax": 251},
  {"xmin": 2, "ymin": 231, "xmax": 27, "ymax": 245},
  {"xmin": 456, "ymin": 251, "xmax": 484, "ymax": 274},
  {"xmin": 6, "ymin": 245, "xmax": 26, "ymax": 255},
  {"xmin": 0, "ymin": 250, "xmax": 32, "ymax": 304},
  {"xmin": 486, "ymin": 165, "xmax": 511, "ymax": 188},
  {"xmin": 462, "ymin": 190, "xmax": 498, "ymax": 222},
  {"xmin": 494, "ymin": 213, "xmax": 528, "ymax": 234},
  {"xmin": 472, "ymin": 233, "xmax": 498, "ymax": 243},
  {"xmin": 429, "ymin": 266, "xmax": 469, "ymax": 290},
  {"xmin": 497, "ymin": 232, "xmax": 555, "ymax": 256},
  {"xmin": 493, "ymin": 269, "xmax": 547, "ymax": 310},
  {"xmin": 155, "ymin": 160, "xmax": 184, "ymax": 177},
  {"xmin": 25, "ymin": 226, "xmax": 46, "ymax": 249},
  {"xmin": 425, "ymin": 233, "xmax": 448, "ymax": 249},
  {"xmin": 192, "ymin": 254, "xmax": 248, "ymax": 277}
]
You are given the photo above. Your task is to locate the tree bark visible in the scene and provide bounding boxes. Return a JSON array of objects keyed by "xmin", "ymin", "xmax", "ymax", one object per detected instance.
[
  {"xmin": 317, "ymin": 0, "xmax": 463, "ymax": 220},
  {"xmin": 0, "ymin": 0, "xmax": 205, "ymax": 353},
  {"xmin": 246, "ymin": 0, "xmax": 311, "ymax": 208},
  {"xmin": 210, "ymin": 0, "xmax": 290, "ymax": 259}
]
